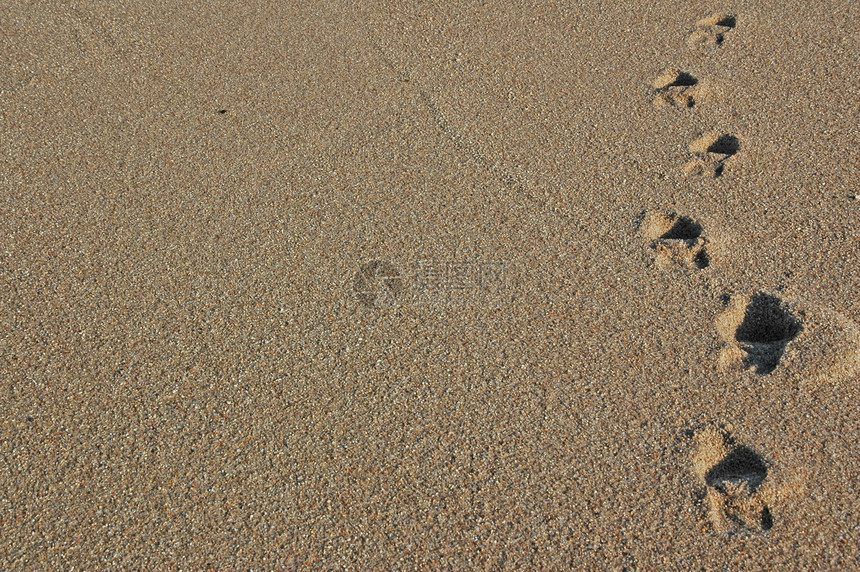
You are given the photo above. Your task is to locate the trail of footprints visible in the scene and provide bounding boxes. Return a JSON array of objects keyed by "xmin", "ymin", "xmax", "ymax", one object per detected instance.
[
  {"xmin": 350, "ymin": 10, "xmax": 856, "ymax": 539},
  {"xmin": 652, "ymin": 12, "xmax": 739, "ymax": 178},
  {"xmin": 648, "ymin": 13, "xmax": 857, "ymax": 535},
  {"xmin": 650, "ymin": 14, "xmax": 784, "ymax": 536}
]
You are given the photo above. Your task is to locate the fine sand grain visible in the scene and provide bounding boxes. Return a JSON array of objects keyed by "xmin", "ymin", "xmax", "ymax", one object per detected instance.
[{"xmin": 2, "ymin": 0, "xmax": 858, "ymax": 568}]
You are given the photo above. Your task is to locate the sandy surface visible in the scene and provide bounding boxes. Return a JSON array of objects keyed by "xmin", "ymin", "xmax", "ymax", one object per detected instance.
[{"xmin": 2, "ymin": 0, "xmax": 859, "ymax": 568}]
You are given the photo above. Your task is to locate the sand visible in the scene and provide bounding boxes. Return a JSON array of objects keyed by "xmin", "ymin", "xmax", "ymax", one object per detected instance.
[{"xmin": 1, "ymin": 0, "xmax": 858, "ymax": 568}]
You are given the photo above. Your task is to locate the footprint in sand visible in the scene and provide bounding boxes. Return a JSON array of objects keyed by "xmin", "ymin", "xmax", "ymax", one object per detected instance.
[
  {"xmin": 683, "ymin": 131, "xmax": 740, "ymax": 178},
  {"xmin": 693, "ymin": 426, "xmax": 773, "ymax": 534},
  {"xmin": 641, "ymin": 210, "xmax": 710, "ymax": 269},
  {"xmin": 716, "ymin": 292, "xmax": 803, "ymax": 375},
  {"xmin": 353, "ymin": 260, "xmax": 407, "ymax": 309},
  {"xmin": 687, "ymin": 13, "xmax": 737, "ymax": 48},
  {"xmin": 716, "ymin": 291, "xmax": 860, "ymax": 383},
  {"xmin": 652, "ymin": 69, "xmax": 711, "ymax": 109}
]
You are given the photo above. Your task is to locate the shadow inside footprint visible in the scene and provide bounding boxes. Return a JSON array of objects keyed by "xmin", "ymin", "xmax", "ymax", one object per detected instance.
[
  {"xmin": 666, "ymin": 72, "xmax": 698, "ymax": 88},
  {"xmin": 705, "ymin": 446, "xmax": 768, "ymax": 494},
  {"xmin": 660, "ymin": 217, "xmax": 703, "ymax": 240},
  {"xmin": 736, "ymin": 293, "xmax": 802, "ymax": 343},
  {"xmin": 693, "ymin": 249, "xmax": 710, "ymax": 269},
  {"xmin": 736, "ymin": 293, "xmax": 802, "ymax": 374},
  {"xmin": 708, "ymin": 14, "xmax": 737, "ymax": 29},
  {"xmin": 706, "ymin": 134, "xmax": 740, "ymax": 156},
  {"xmin": 690, "ymin": 13, "xmax": 738, "ymax": 46}
]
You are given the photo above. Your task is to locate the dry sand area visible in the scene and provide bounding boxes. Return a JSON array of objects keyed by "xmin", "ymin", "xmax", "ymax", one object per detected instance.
[{"xmin": 2, "ymin": 0, "xmax": 859, "ymax": 568}]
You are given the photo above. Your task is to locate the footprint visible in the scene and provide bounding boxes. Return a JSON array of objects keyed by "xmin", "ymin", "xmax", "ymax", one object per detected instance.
[
  {"xmin": 693, "ymin": 427, "xmax": 773, "ymax": 534},
  {"xmin": 353, "ymin": 261, "xmax": 407, "ymax": 309},
  {"xmin": 641, "ymin": 210, "xmax": 710, "ymax": 269},
  {"xmin": 716, "ymin": 292, "xmax": 803, "ymax": 375},
  {"xmin": 652, "ymin": 69, "xmax": 710, "ymax": 109},
  {"xmin": 684, "ymin": 131, "xmax": 740, "ymax": 178},
  {"xmin": 687, "ymin": 13, "xmax": 737, "ymax": 48}
]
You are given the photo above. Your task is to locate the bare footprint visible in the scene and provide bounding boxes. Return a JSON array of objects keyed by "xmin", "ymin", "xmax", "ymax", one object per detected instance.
[
  {"xmin": 684, "ymin": 131, "xmax": 740, "ymax": 178},
  {"xmin": 652, "ymin": 69, "xmax": 711, "ymax": 109},
  {"xmin": 687, "ymin": 13, "xmax": 737, "ymax": 48},
  {"xmin": 716, "ymin": 292, "xmax": 803, "ymax": 375},
  {"xmin": 693, "ymin": 427, "xmax": 773, "ymax": 534},
  {"xmin": 716, "ymin": 291, "xmax": 860, "ymax": 383},
  {"xmin": 641, "ymin": 210, "xmax": 710, "ymax": 269}
]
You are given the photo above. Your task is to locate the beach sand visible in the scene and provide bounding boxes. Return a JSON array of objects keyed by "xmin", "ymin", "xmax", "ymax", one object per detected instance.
[{"xmin": 2, "ymin": 0, "xmax": 858, "ymax": 568}]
